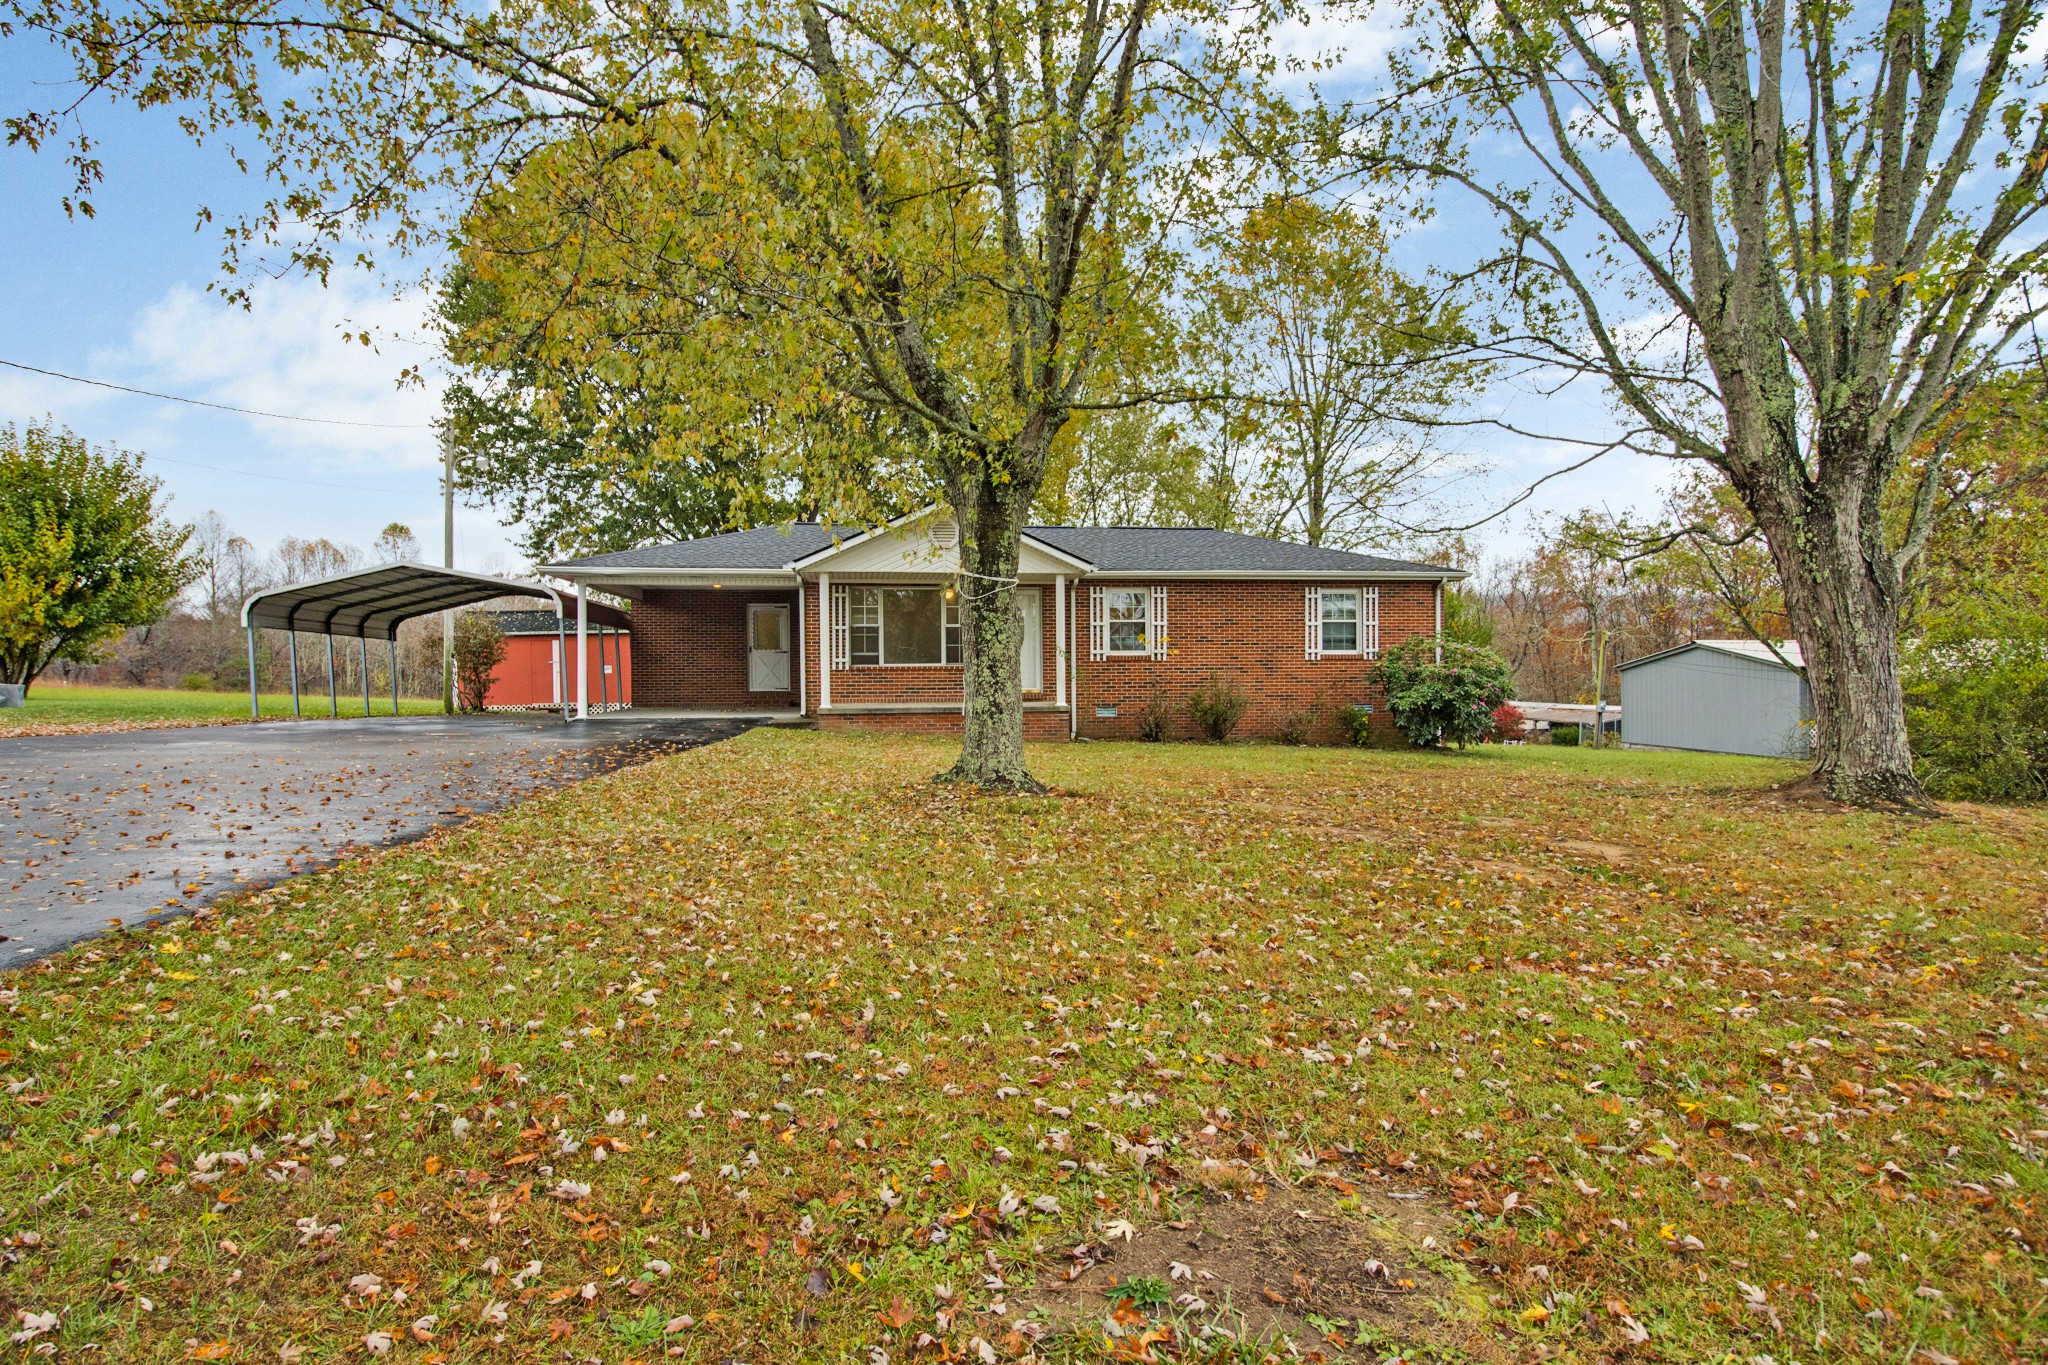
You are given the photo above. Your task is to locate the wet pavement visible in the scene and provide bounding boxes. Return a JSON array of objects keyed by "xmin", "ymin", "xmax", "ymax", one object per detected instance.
[{"xmin": 0, "ymin": 713, "xmax": 752, "ymax": 965}]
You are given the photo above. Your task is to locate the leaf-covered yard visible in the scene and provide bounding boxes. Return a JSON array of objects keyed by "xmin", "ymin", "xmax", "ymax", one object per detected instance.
[{"xmin": 2, "ymin": 731, "xmax": 2043, "ymax": 1363}]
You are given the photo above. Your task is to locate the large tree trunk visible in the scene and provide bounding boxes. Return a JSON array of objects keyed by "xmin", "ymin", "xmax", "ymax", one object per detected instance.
[
  {"xmin": 940, "ymin": 467, "xmax": 1043, "ymax": 792},
  {"xmin": 1742, "ymin": 470, "xmax": 1927, "ymax": 807}
]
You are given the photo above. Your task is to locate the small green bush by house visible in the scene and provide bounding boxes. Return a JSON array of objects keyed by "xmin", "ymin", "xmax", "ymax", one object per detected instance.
[
  {"xmin": 1186, "ymin": 672, "xmax": 1250, "ymax": 742},
  {"xmin": 1342, "ymin": 703, "xmax": 1376, "ymax": 746},
  {"xmin": 1375, "ymin": 636, "xmax": 1517, "ymax": 749}
]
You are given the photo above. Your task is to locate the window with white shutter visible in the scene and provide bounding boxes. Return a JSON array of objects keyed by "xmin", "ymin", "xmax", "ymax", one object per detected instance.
[
  {"xmin": 830, "ymin": 585, "xmax": 850, "ymax": 669},
  {"xmin": 1103, "ymin": 588, "xmax": 1151, "ymax": 654},
  {"xmin": 1088, "ymin": 584, "xmax": 1108, "ymax": 661},
  {"xmin": 1149, "ymin": 585, "xmax": 1168, "ymax": 659},
  {"xmin": 1362, "ymin": 585, "xmax": 1381, "ymax": 658},
  {"xmin": 1319, "ymin": 589, "xmax": 1361, "ymax": 654},
  {"xmin": 1305, "ymin": 585, "xmax": 1323, "ymax": 661}
]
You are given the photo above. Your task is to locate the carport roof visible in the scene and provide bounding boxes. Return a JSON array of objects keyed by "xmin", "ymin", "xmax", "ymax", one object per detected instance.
[{"xmin": 241, "ymin": 562, "xmax": 565, "ymax": 642}]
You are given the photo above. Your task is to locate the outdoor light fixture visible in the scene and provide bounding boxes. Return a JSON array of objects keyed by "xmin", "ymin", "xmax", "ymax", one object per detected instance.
[{"xmin": 944, "ymin": 586, "xmax": 957, "ymax": 602}]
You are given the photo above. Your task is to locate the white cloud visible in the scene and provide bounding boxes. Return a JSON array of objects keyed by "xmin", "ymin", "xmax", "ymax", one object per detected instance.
[{"xmin": 104, "ymin": 274, "xmax": 445, "ymax": 471}]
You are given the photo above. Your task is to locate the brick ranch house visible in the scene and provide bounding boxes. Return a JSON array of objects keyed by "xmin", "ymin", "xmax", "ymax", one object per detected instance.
[{"xmin": 541, "ymin": 510, "xmax": 1463, "ymax": 742}]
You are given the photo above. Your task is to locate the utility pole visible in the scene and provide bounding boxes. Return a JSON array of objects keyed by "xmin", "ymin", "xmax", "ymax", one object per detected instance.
[
  {"xmin": 1591, "ymin": 625, "xmax": 1607, "ymax": 749},
  {"xmin": 441, "ymin": 427, "xmax": 455, "ymax": 715}
]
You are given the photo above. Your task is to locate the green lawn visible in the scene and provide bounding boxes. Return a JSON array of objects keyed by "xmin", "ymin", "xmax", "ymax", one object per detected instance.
[
  {"xmin": 1, "ymin": 684, "xmax": 446, "ymax": 730},
  {"xmin": 1, "ymin": 733, "xmax": 2042, "ymax": 1363}
]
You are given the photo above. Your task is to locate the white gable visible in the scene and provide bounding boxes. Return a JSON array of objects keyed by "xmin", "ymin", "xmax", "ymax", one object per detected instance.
[{"xmin": 797, "ymin": 512, "xmax": 1088, "ymax": 579}]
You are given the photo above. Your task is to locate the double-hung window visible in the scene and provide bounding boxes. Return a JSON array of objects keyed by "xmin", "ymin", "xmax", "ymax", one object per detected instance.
[
  {"xmin": 847, "ymin": 587, "xmax": 962, "ymax": 665},
  {"xmin": 1319, "ymin": 589, "xmax": 1361, "ymax": 654},
  {"xmin": 1104, "ymin": 588, "xmax": 1151, "ymax": 654}
]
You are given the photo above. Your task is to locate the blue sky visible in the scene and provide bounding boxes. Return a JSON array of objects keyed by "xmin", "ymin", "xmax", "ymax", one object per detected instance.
[
  {"xmin": 0, "ymin": 18, "xmax": 1675, "ymax": 580},
  {"xmin": 0, "ymin": 34, "xmax": 523, "ymax": 574}
]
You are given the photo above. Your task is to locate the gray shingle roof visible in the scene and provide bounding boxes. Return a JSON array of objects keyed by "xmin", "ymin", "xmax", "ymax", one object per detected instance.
[
  {"xmin": 557, "ymin": 523, "xmax": 838, "ymax": 570},
  {"xmin": 549, "ymin": 521, "xmax": 1461, "ymax": 578},
  {"xmin": 1022, "ymin": 526, "xmax": 1458, "ymax": 576}
]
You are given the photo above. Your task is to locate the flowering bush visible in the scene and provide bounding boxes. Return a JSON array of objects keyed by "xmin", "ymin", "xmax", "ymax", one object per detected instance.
[{"xmin": 1374, "ymin": 637, "xmax": 1517, "ymax": 749}]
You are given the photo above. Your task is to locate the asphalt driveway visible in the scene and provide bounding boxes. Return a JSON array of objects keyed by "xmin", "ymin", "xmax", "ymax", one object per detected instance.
[{"xmin": 0, "ymin": 713, "xmax": 751, "ymax": 964}]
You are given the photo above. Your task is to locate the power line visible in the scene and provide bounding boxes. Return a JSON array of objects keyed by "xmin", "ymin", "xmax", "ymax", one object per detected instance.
[{"xmin": 0, "ymin": 357, "xmax": 434, "ymax": 430}]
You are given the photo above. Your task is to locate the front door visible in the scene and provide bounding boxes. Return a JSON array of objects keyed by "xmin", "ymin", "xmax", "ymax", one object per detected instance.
[{"xmin": 747, "ymin": 604, "xmax": 791, "ymax": 692}]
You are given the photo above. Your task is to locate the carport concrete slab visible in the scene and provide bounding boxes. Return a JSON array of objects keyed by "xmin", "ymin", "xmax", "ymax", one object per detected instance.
[{"xmin": 0, "ymin": 713, "xmax": 748, "ymax": 965}]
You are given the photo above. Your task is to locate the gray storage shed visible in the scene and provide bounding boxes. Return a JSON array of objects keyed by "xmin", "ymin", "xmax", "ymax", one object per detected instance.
[{"xmin": 1618, "ymin": 639, "xmax": 1813, "ymax": 758}]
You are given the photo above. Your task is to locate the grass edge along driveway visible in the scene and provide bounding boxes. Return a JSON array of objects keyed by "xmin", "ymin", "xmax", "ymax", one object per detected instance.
[
  {"xmin": 1, "ymin": 685, "xmax": 445, "ymax": 735},
  {"xmin": 1, "ymin": 731, "xmax": 2043, "ymax": 1363}
]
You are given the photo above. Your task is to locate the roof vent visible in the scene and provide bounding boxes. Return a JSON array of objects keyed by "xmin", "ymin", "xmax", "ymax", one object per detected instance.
[{"xmin": 930, "ymin": 516, "xmax": 959, "ymax": 549}]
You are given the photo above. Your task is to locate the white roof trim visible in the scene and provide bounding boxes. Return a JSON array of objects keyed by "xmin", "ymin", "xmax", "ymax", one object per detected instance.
[
  {"xmin": 1617, "ymin": 638, "xmax": 1804, "ymax": 671},
  {"xmin": 1077, "ymin": 568, "xmax": 1467, "ymax": 581}
]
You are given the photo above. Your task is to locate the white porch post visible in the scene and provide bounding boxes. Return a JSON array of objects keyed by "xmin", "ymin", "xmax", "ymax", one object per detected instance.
[
  {"xmin": 575, "ymin": 582, "xmax": 589, "ymax": 721},
  {"xmin": 818, "ymin": 572, "xmax": 831, "ymax": 709},
  {"xmin": 795, "ymin": 579, "xmax": 808, "ymax": 716},
  {"xmin": 1054, "ymin": 574, "xmax": 1068, "ymax": 709}
]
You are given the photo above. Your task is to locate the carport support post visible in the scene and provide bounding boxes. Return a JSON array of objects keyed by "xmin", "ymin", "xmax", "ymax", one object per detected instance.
[
  {"xmin": 598, "ymin": 627, "xmax": 611, "ymax": 713},
  {"xmin": 326, "ymin": 635, "xmax": 338, "ymax": 717},
  {"xmin": 287, "ymin": 632, "xmax": 301, "ymax": 718},
  {"xmin": 389, "ymin": 638, "xmax": 400, "ymax": 715},
  {"xmin": 554, "ymin": 614, "xmax": 569, "ymax": 723},
  {"xmin": 246, "ymin": 626, "xmax": 258, "ymax": 719},
  {"xmin": 575, "ymin": 583, "xmax": 589, "ymax": 721},
  {"xmin": 360, "ymin": 638, "xmax": 371, "ymax": 717}
]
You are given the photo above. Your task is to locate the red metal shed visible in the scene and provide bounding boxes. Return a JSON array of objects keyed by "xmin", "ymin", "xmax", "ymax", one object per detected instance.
[{"xmin": 482, "ymin": 608, "xmax": 633, "ymax": 712}]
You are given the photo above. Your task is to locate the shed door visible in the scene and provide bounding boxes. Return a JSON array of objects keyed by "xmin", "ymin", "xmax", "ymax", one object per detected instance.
[{"xmin": 747, "ymin": 604, "xmax": 791, "ymax": 692}]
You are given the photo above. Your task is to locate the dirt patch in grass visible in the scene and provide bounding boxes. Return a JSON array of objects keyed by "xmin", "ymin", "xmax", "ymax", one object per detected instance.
[
  {"xmin": 1011, "ymin": 1179, "xmax": 1495, "ymax": 1362},
  {"xmin": 1550, "ymin": 837, "xmax": 1633, "ymax": 865}
]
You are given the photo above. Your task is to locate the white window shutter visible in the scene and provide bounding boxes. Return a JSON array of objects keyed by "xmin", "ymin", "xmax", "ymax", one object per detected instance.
[
  {"xmin": 1362, "ymin": 585, "xmax": 1380, "ymax": 659},
  {"xmin": 830, "ymin": 585, "xmax": 850, "ymax": 669},
  {"xmin": 1088, "ymin": 584, "xmax": 1107, "ymax": 661},
  {"xmin": 1149, "ymin": 585, "xmax": 1168, "ymax": 659},
  {"xmin": 1305, "ymin": 585, "xmax": 1323, "ymax": 661}
]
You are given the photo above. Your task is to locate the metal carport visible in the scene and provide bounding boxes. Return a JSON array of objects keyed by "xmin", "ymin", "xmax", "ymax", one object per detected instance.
[{"xmin": 239, "ymin": 562, "xmax": 582, "ymax": 721}]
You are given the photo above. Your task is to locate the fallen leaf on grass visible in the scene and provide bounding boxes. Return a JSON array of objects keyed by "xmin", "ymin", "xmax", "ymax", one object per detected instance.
[{"xmin": 11, "ymin": 1311, "xmax": 59, "ymax": 1344}]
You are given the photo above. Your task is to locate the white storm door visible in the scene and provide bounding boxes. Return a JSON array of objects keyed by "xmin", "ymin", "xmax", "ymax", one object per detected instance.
[
  {"xmin": 1019, "ymin": 587, "xmax": 1043, "ymax": 692},
  {"xmin": 747, "ymin": 604, "xmax": 791, "ymax": 691}
]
